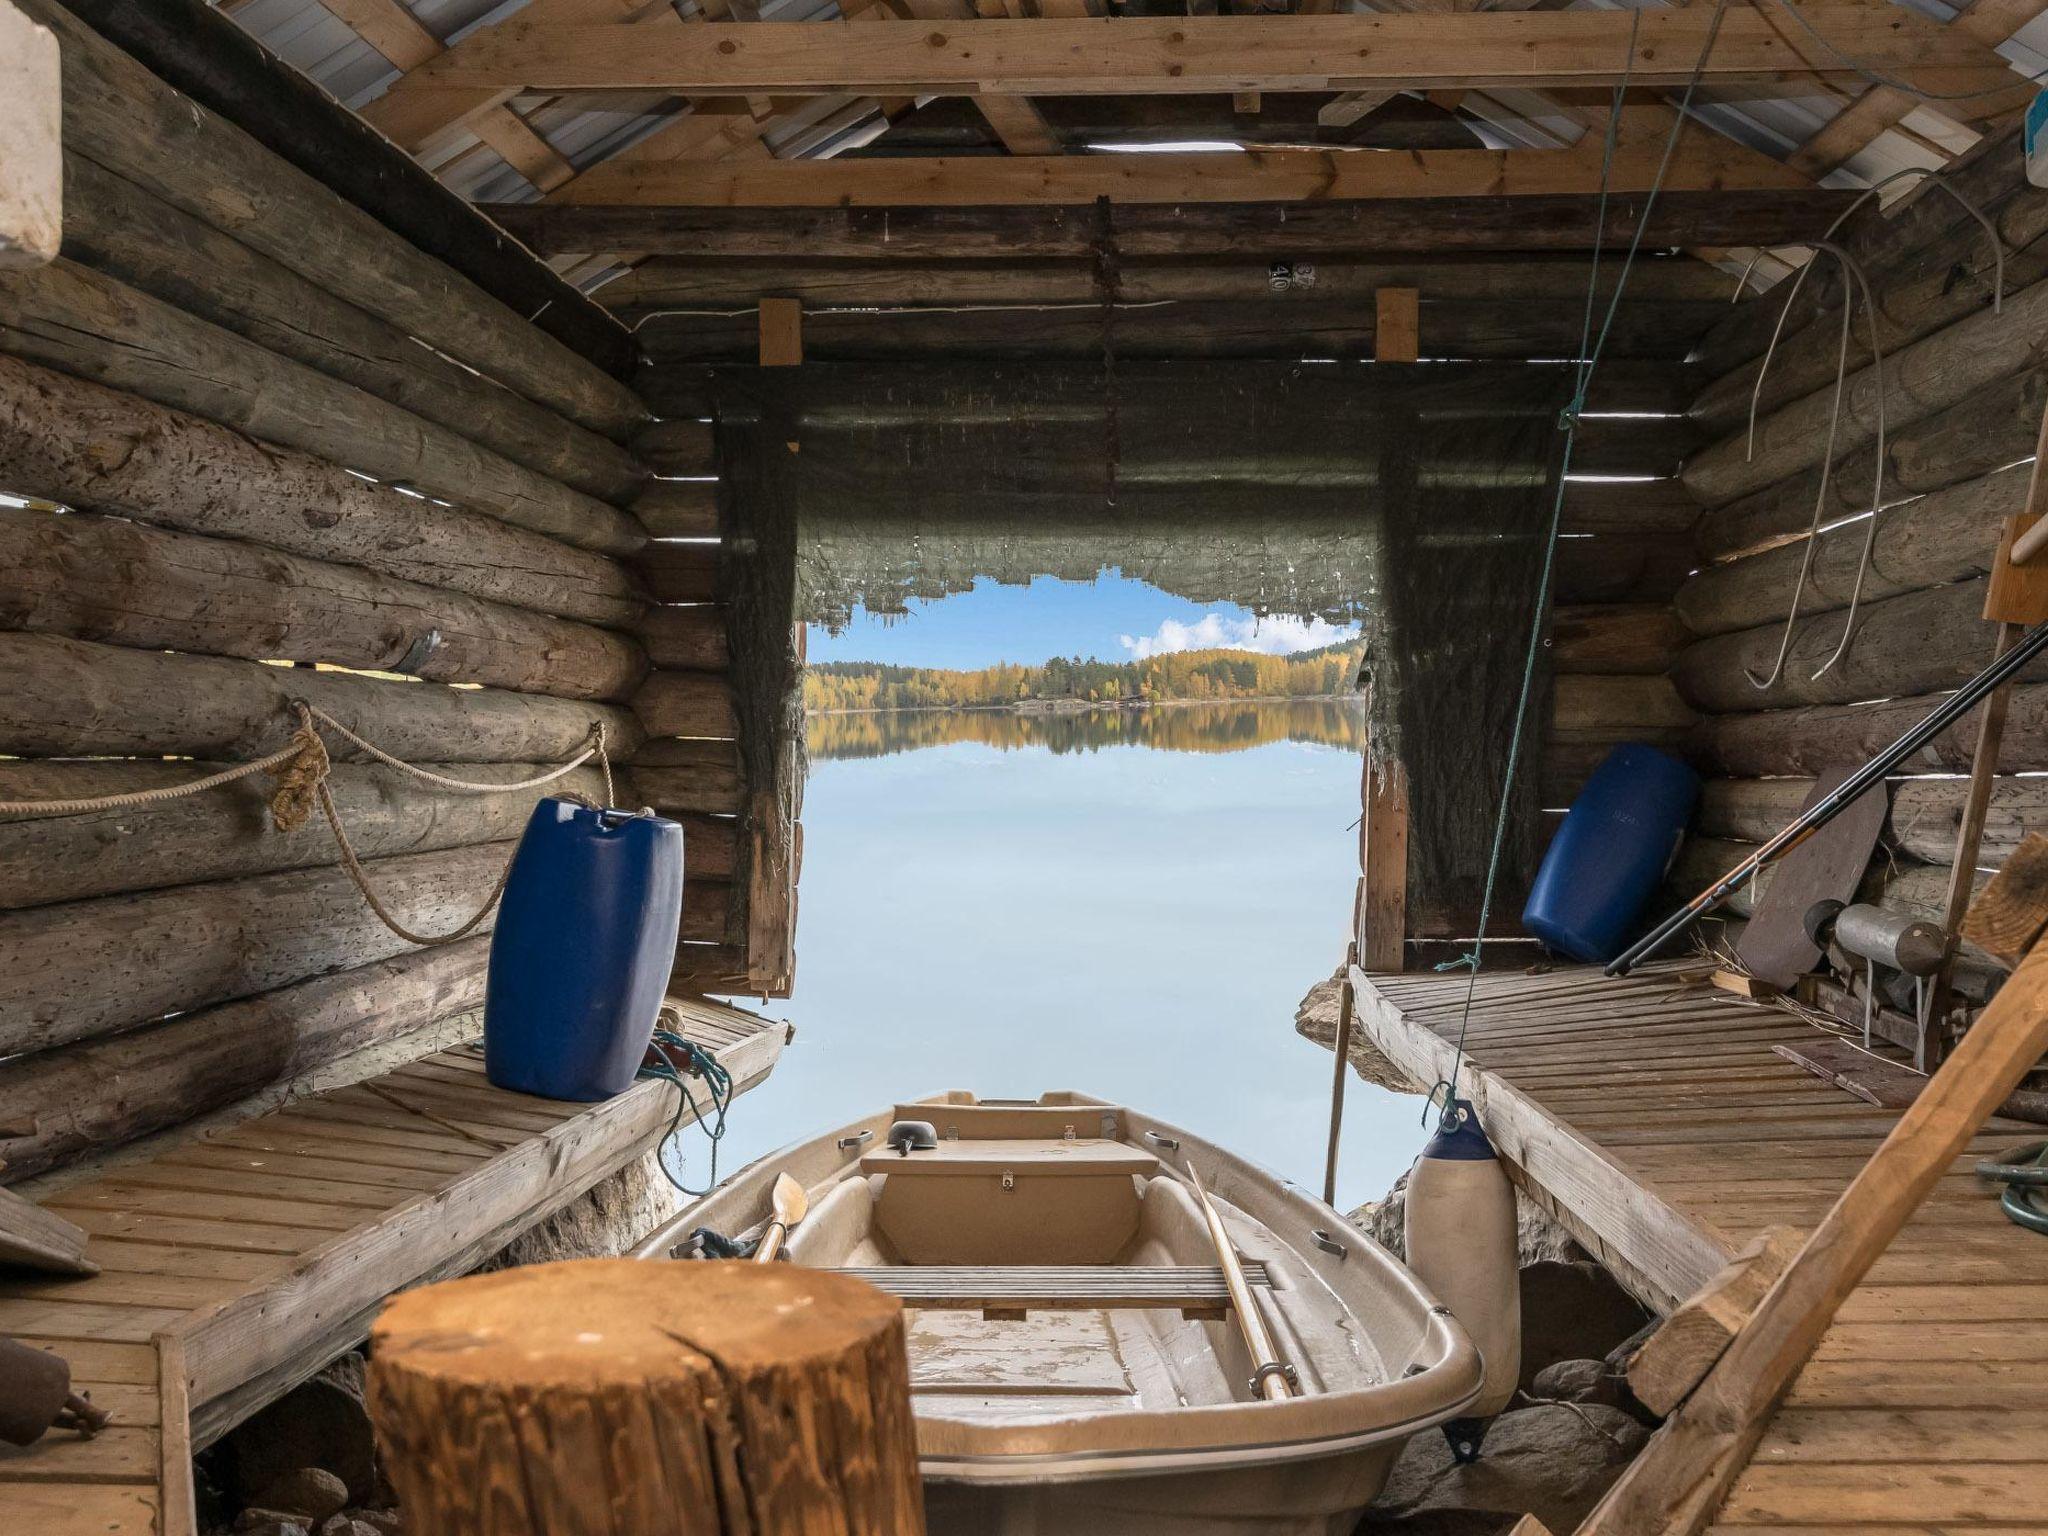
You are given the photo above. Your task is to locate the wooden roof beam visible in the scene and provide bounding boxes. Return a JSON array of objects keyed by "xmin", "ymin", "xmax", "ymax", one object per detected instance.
[
  {"xmin": 548, "ymin": 105, "xmax": 1809, "ymax": 206},
  {"xmin": 369, "ymin": 11, "xmax": 2016, "ymax": 109}
]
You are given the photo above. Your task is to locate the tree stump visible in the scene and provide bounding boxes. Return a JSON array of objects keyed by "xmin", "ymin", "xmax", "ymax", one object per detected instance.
[{"xmin": 367, "ymin": 1258, "xmax": 925, "ymax": 1536}]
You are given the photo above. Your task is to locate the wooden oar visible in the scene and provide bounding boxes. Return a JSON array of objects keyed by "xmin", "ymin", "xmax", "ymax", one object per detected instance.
[
  {"xmin": 754, "ymin": 1172, "xmax": 809, "ymax": 1263},
  {"xmin": 1186, "ymin": 1164, "xmax": 1296, "ymax": 1401}
]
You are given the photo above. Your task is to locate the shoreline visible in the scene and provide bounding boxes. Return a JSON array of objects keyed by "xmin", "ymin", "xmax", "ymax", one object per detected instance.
[{"xmin": 807, "ymin": 693, "xmax": 1362, "ymax": 719}]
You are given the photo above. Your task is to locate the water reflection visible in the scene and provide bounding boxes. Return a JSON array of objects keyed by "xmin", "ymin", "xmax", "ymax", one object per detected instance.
[{"xmin": 808, "ymin": 697, "xmax": 1369, "ymax": 760}]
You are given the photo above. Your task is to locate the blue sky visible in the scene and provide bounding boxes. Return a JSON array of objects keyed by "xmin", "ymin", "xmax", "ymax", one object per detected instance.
[{"xmin": 808, "ymin": 573, "xmax": 1357, "ymax": 669}]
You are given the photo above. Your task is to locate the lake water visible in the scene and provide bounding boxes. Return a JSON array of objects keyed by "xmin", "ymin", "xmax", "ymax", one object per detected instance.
[{"xmin": 692, "ymin": 697, "xmax": 1431, "ymax": 1213}]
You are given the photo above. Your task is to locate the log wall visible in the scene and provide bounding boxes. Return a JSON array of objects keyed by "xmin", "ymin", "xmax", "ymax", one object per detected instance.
[
  {"xmin": 1666, "ymin": 123, "xmax": 2041, "ymax": 996},
  {"xmin": 0, "ymin": 1, "xmax": 750, "ymax": 1182}
]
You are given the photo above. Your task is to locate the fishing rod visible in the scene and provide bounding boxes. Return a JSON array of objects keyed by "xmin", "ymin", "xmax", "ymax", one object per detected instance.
[{"xmin": 1608, "ymin": 614, "xmax": 2048, "ymax": 977}]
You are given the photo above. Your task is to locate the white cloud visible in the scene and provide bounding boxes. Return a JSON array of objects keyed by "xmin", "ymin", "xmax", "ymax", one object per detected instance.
[{"xmin": 1117, "ymin": 612, "xmax": 1359, "ymax": 661}]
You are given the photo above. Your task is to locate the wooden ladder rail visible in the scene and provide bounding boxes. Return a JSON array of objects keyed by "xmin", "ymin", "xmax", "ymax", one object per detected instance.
[{"xmin": 1572, "ymin": 858, "xmax": 2048, "ymax": 1536}]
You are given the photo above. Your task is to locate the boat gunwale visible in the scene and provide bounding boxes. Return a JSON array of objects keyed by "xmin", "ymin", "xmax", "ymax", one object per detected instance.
[{"xmin": 631, "ymin": 1093, "xmax": 1485, "ymax": 1480}]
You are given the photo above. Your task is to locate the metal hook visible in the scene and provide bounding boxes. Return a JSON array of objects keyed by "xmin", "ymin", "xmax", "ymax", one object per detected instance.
[
  {"xmin": 1748, "ymin": 254, "xmax": 1856, "ymax": 690},
  {"xmin": 1743, "ymin": 167, "xmax": 2003, "ymax": 467}
]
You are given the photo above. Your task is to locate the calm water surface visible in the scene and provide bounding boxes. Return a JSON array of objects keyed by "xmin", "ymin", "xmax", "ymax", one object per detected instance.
[{"xmin": 698, "ymin": 698, "xmax": 1427, "ymax": 1211}]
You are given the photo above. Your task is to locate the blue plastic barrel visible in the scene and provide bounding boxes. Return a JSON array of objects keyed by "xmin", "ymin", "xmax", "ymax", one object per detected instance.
[
  {"xmin": 1522, "ymin": 744, "xmax": 1699, "ymax": 965},
  {"xmin": 484, "ymin": 798, "xmax": 685, "ymax": 1101}
]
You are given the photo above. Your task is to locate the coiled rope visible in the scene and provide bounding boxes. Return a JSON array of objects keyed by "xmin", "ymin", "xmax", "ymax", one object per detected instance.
[
  {"xmin": 0, "ymin": 701, "xmax": 613, "ymax": 948},
  {"xmin": 639, "ymin": 1011, "xmax": 737, "ymax": 1197},
  {"xmin": 1426, "ymin": 0, "xmax": 1730, "ymax": 1125}
]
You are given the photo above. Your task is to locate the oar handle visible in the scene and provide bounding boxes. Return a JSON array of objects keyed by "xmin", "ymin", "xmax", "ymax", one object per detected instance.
[
  {"xmin": 754, "ymin": 1220, "xmax": 788, "ymax": 1263},
  {"xmin": 1187, "ymin": 1165, "xmax": 1297, "ymax": 1401}
]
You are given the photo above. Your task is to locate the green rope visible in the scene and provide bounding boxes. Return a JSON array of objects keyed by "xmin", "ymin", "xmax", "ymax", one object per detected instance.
[
  {"xmin": 1426, "ymin": 0, "xmax": 1731, "ymax": 1124},
  {"xmin": 1978, "ymin": 1141, "xmax": 2048, "ymax": 1237},
  {"xmin": 639, "ymin": 1029, "xmax": 736, "ymax": 1197}
]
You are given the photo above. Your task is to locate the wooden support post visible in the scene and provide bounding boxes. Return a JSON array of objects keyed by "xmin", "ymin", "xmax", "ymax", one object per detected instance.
[
  {"xmin": 1929, "ymin": 421, "xmax": 2048, "ymax": 1046},
  {"xmin": 1376, "ymin": 286, "xmax": 1421, "ymax": 363},
  {"xmin": 0, "ymin": 2, "xmax": 60, "ymax": 268},
  {"xmin": 1360, "ymin": 755, "xmax": 1411, "ymax": 972},
  {"xmin": 1322, "ymin": 944, "xmax": 1358, "ymax": 1207},
  {"xmin": 760, "ymin": 296, "xmax": 803, "ymax": 366},
  {"xmin": 370, "ymin": 1259, "xmax": 925, "ymax": 1535},
  {"xmin": 1576, "ymin": 869, "xmax": 2048, "ymax": 1536},
  {"xmin": 1624, "ymin": 1227, "xmax": 1799, "ymax": 1417}
]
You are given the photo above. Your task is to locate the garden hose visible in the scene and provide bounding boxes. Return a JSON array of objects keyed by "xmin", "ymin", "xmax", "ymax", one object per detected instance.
[{"xmin": 1976, "ymin": 1141, "xmax": 2048, "ymax": 1236}]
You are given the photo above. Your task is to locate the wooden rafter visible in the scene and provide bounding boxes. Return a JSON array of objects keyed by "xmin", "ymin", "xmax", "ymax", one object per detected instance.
[
  {"xmin": 1787, "ymin": 0, "xmax": 2048, "ymax": 176},
  {"xmin": 369, "ymin": 11, "xmax": 2015, "ymax": 111},
  {"xmin": 550, "ymin": 105, "xmax": 1807, "ymax": 206}
]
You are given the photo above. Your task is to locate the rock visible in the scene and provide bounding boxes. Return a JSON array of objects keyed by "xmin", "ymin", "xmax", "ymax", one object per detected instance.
[
  {"xmin": 218, "ymin": 1360, "xmax": 377, "ymax": 1507},
  {"xmin": 477, "ymin": 1146, "xmax": 684, "ymax": 1270},
  {"xmin": 1349, "ymin": 1172, "xmax": 1588, "ymax": 1269},
  {"xmin": 349, "ymin": 1513, "xmax": 402, "ymax": 1536},
  {"xmin": 254, "ymin": 1468, "xmax": 348, "ymax": 1525},
  {"xmin": 317, "ymin": 1519, "xmax": 382, "ymax": 1536},
  {"xmin": 1362, "ymin": 1402, "xmax": 1651, "ymax": 1535},
  {"xmin": 1296, "ymin": 970, "xmax": 1420, "ymax": 1094},
  {"xmin": 232, "ymin": 1515, "xmax": 309, "ymax": 1536},
  {"xmin": 1517, "ymin": 1262, "xmax": 1652, "ymax": 1395}
]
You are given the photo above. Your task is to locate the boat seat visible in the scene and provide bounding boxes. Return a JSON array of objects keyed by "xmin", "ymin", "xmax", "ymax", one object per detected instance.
[{"xmin": 839, "ymin": 1263, "xmax": 1272, "ymax": 1321}]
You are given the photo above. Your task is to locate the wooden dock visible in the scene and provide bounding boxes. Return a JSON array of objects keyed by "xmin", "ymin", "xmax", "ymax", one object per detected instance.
[
  {"xmin": 0, "ymin": 999, "xmax": 787, "ymax": 1536},
  {"xmin": 1349, "ymin": 960, "xmax": 2048, "ymax": 1532}
]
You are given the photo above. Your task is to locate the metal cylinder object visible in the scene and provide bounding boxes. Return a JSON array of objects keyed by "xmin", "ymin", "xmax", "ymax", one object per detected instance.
[{"xmin": 1831, "ymin": 903, "xmax": 1947, "ymax": 976}]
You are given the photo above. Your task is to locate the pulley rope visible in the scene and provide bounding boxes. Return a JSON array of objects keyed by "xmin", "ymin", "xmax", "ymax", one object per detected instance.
[{"xmin": 1426, "ymin": 0, "xmax": 1730, "ymax": 1127}]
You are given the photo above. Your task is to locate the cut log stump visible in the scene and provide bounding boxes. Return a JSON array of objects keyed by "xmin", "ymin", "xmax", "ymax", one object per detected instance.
[{"xmin": 367, "ymin": 1258, "xmax": 926, "ymax": 1535}]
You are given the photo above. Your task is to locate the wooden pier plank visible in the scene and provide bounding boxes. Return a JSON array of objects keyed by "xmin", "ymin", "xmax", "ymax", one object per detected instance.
[
  {"xmin": 1348, "ymin": 961, "xmax": 2048, "ymax": 1535},
  {"xmin": 0, "ymin": 1001, "xmax": 788, "ymax": 1536}
]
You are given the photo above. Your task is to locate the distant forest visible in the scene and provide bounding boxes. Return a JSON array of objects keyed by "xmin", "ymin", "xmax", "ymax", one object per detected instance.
[{"xmin": 804, "ymin": 641, "xmax": 1366, "ymax": 712}]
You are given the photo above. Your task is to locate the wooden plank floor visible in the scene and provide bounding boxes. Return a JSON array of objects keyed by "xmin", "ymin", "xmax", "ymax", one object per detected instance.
[
  {"xmin": 1348, "ymin": 960, "xmax": 2048, "ymax": 1536},
  {"xmin": 0, "ymin": 998, "xmax": 787, "ymax": 1536}
]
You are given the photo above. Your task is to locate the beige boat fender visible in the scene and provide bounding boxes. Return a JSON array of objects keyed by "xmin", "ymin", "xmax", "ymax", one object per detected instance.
[{"xmin": 1403, "ymin": 1095, "xmax": 1520, "ymax": 1461}]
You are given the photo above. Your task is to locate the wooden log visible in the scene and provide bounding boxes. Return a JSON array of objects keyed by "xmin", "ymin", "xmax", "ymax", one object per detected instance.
[
  {"xmin": 634, "ymin": 544, "xmax": 722, "ymax": 605},
  {"xmin": 634, "ymin": 671, "xmax": 741, "ymax": 740},
  {"xmin": 1691, "ymin": 681, "xmax": 2048, "ymax": 779},
  {"xmin": 1575, "ymin": 912, "xmax": 2048, "ymax": 1536},
  {"xmin": 487, "ymin": 191, "xmax": 1859, "ymax": 261},
  {"xmin": 1558, "ymin": 478, "xmax": 1701, "ymax": 537},
  {"xmin": 1554, "ymin": 535, "xmax": 1695, "ymax": 606},
  {"xmin": 12, "ymin": 0, "xmax": 644, "ymax": 431},
  {"xmin": 1625, "ymin": 1228, "xmax": 1800, "ymax": 1417},
  {"xmin": 368, "ymin": 1260, "xmax": 924, "ymax": 1536},
  {"xmin": 1553, "ymin": 674, "xmax": 1697, "ymax": 736},
  {"xmin": 0, "ymin": 938, "xmax": 492, "ymax": 1183},
  {"xmin": 0, "ymin": 352, "xmax": 646, "ymax": 628},
  {"xmin": 0, "ymin": 257, "xmax": 646, "ymax": 556},
  {"xmin": 0, "ymin": 761, "xmax": 608, "ymax": 910},
  {"xmin": 1677, "ymin": 463, "xmax": 2024, "ymax": 637},
  {"xmin": 1669, "ymin": 836, "xmax": 1976, "ymax": 926},
  {"xmin": 59, "ymin": 153, "xmax": 645, "ymax": 504},
  {"xmin": 1688, "ymin": 121, "xmax": 2026, "ymax": 382},
  {"xmin": 1695, "ymin": 360, "xmax": 2048, "ymax": 564},
  {"xmin": 633, "ymin": 296, "xmax": 1724, "ymax": 366},
  {"xmin": 670, "ymin": 943, "xmax": 760, "ymax": 997},
  {"xmin": 1673, "ymin": 578, "xmax": 2015, "ymax": 713},
  {"xmin": 1692, "ymin": 142, "xmax": 2048, "ymax": 433},
  {"xmin": 1700, "ymin": 774, "xmax": 2048, "ymax": 867},
  {"xmin": 1959, "ymin": 830, "xmax": 2048, "ymax": 965},
  {"xmin": 636, "ymin": 419, "xmax": 717, "ymax": 477},
  {"xmin": 630, "ymin": 740, "xmax": 745, "ymax": 816},
  {"xmin": 633, "ymin": 480, "xmax": 719, "ymax": 539},
  {"xmin": 600, "ymin": 254, "xmax": 1739, "ymax": 318},
  {"xmin": 1683, "ymin": 267, "xmax": 2048, "ymax": 509},
  {"xmin": 1552, "ymin": 605, "xmax": 1691, "ymax": 676},
  {"xmin": 0, "ymin": 632, "xmax": 645, "ymax": 762},
  {"xmin": 0, "ymin": 841, "xmax": 516, "ymax": 1058},
  {"xmin": 0, "ymin": 507, "xmax": 648, "ymax": 702},
  {"xmin": 638, "ymin": 605, "xmax": 731, "ymax": 672}
]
